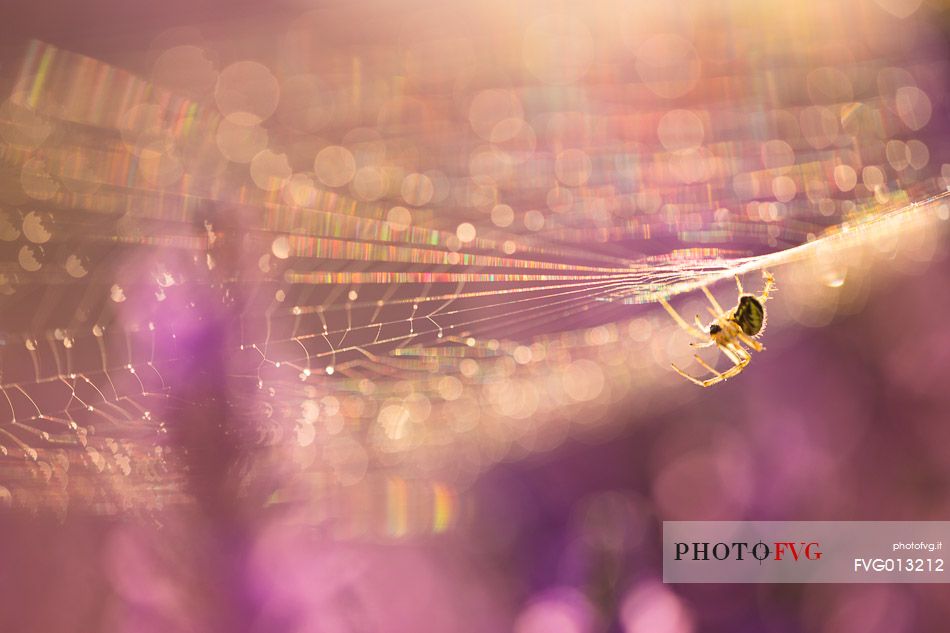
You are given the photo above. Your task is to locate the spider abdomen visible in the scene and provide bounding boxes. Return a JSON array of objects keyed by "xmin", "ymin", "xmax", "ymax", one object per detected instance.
[{"xmin": 734, "ymin": 295, "xmax": 765, "ymax": 336}]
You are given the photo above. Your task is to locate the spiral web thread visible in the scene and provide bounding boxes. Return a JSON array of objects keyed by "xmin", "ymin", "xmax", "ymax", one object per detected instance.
[{"xmin": 0, "ymin": 35, "xmax": 947, "ymax": 523}]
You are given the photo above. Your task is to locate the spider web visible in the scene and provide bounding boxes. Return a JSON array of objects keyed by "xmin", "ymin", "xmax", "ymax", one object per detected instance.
[{"xmin": 0, "ymin": 19, "xmax": 947, "ymax": 523}]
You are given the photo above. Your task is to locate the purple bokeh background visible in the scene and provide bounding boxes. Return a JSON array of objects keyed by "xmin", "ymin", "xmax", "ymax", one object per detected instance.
[
  {"xmin": 2, "ymin": 252, "xmax": 948, "ymax": 632},
  {"xmin": 1, "ymin": 0, "xmax": 950, "ymax": 632}
]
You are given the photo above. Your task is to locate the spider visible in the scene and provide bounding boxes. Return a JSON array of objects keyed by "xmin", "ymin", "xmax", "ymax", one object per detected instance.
[{"xmin": 658, "ymin": 271, "xmax": 776, "ymax": 387}]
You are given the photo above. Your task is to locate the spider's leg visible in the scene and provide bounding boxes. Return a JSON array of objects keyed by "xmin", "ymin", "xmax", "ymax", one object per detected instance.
[
  {"xmin": 673, "ymin": 342, "xmax": 747, "ymax": 388},
  {"xmin": 691, "ymin": 354, "xmax": 722, "ymax": 376},
  {"xmin": 693, "ymin": 343, "xmax": 744, "ymax": 377},
  {"xmin": 701, "ymin": 286, "xmax": 725, "ymax": 314},
  {"xmin": 658, "ymin": 297, "xmax": 708, "ymax": 340},
  {"xmin": 690, "ymin": 316, "xmax": 716, "ymax": 345},
  {"xmin": 675, "ymin": 357, "xmax": 728, "ymax": 388},
  {"xmin": 705, "ymin": 306, "xmax": 731, "ymax": 331},
  {"xmin": 760, "ymin": 270, "xmax": 776, "ymax": 302},
  {"xmin": 734, "ymin": 329, "xmax": 764, "ymax": 352},
  {"xmin": 669, "ymin": 362, "xmax": 710, "ymax": 387},
  {"xmin": 735, "ymin": 275, "xmax": 744, "ymax": 295},
  {"xmin": 718, "ymin": 343, "xmax": 743, "ymax": 365},
  {"xmin": 730, "ymin": 343, "xmax": 752, "ymax": 363},
  {"xmin": 726, "ymin": 346, "xmax": 752, "ymax": 376},
  {"xmin": 694, "ymin": 344, "xmax": 751, "ymax": 387},
  {"xmin": 671, "ymin": 342, "xmax": 752, "ymax": 387}
]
